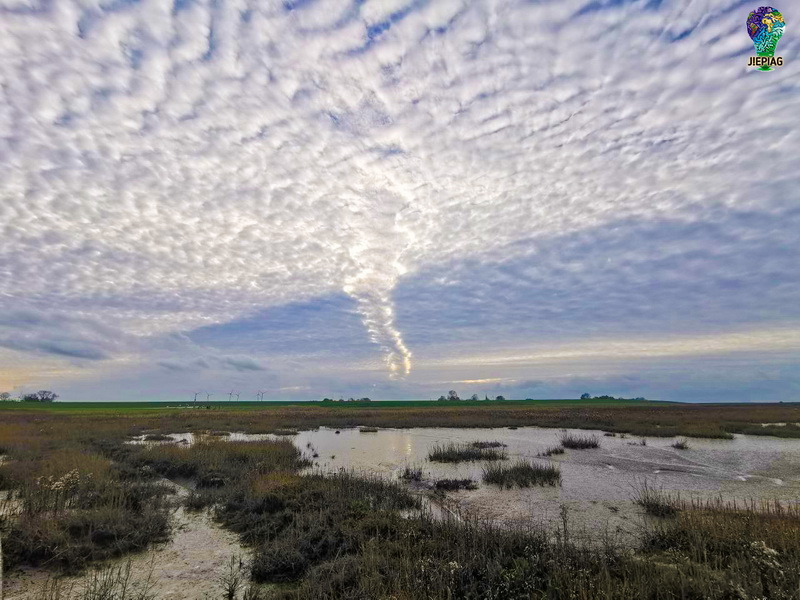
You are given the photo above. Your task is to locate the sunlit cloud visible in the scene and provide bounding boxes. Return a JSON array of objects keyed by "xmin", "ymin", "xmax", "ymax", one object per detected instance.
[{"xmin": 0, "ymin": 0, "xmax": 798, "ymax": 400}]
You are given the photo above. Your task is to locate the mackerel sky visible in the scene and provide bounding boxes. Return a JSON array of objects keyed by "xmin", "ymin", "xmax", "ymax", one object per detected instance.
[{"xmin": 0, "ymin": 0, "xmax": 798, "ymax": 402}]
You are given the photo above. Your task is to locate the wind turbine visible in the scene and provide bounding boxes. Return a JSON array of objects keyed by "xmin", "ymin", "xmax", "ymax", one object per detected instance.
[
  {"xmin": 234, "ymin": 392, "xmax": 240, "ymax": 402},
  {"xmin": 193, "ymin": 392, "xmax": 200, "ymax": 404},
  {"xmin": 228, "ymin": 391, "xmax": 234, "ymax": 402},
  {"xmin": 206, "ymin": 393, "xmax": 212, "ymax": 402}
]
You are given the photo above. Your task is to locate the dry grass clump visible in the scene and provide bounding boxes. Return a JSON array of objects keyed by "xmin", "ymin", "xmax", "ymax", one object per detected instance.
[
  {"xmin": 558, "ymin": 431, "xmax": 600, "ymax": 449},
  {"xmin": 671, "ymin": 438, "xmax": 690, "ymax": 450},
  {"xmin": 643, "ymin": 497, "xmax": 800, "ymax": 596},
  {"xmin": 0, "ymin": 449, "xmax": 171, "ymax": 573},
  {"xmin": 428, "ymin": 442, "xmax": 507, "ymax": 463},
  {"xmin": 482, "ymin": 460, "xmax": 561, "ymax": 488}
]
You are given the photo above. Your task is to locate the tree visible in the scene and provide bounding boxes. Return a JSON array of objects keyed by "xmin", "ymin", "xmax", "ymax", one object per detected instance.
[
  {"xmin": 437, "ymin": 395, "xmax": 447, "ymax": 402},
  {"xmin": 0, "ymin": 392, "xmax": 11, "ymax": 401},
  {"xmin": 495, "ymin": 395, "xmax": 505, "ymax": 401},
  {"xmin": 580, "ymin": 393, "xmax": 591, "ymax": 400},
  {"xmin": 447, "ymin": 390, "xmax": 460, "ymax": 401},
  {"xmin": 470, "ymin": 394, "xmax": 479, "ymax": 401},
  {"xmin": 22, "ymin": 390, "xmax": 58, "ymax": 403}
]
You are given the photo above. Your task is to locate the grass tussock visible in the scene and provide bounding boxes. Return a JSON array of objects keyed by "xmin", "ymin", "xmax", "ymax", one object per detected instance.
[
  {"xmin": 633, "ymin": 480, "xmax": 681, "ymax": 517},
  {"xmin": 433, "ymin": 478, "xmax": 478, "ymax": 491},
  {"xmin": 538, "ymin": 445, "xmax": 565, "ymax": 457},
  {"xmin": 428, "ymin": 442, "xmax": 507, "ymax": 463},
  {"xmin": 398, "ymin": 466, "xmax": 422, "ymax": 482},
  {"xmin": 671, "ymin": 438, "xmax": 690, "ymax": 450},
  {"xmin": 482, "ymin": 459, "xmax": 561, "ymax": 488},
  {"xmin": 558, "ymin": 430, "xmax": 600, "ymax": 449},
  {"xmin": 470, "ymin": 440, "xmax": 507, "ymax": 449}
]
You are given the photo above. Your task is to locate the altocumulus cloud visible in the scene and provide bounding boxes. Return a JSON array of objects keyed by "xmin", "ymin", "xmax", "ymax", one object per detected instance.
[{"xmin": 0, "ymin": 0, "xmax": 798, "ymax": 400}]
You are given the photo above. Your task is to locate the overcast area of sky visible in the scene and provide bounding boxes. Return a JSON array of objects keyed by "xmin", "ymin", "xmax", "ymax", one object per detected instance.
[{"xmin": 0, "ymin": 0, "xmax": 798, "ymax": 402}]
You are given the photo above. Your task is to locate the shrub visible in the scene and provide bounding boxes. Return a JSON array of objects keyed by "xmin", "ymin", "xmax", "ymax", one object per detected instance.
[{"xmin": 671, "ymin": 438, "xmax": 690, "ymax": 450}]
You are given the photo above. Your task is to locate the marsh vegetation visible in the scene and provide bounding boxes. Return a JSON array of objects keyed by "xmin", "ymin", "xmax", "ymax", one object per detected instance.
[
  {"xmin": 482, "ymin": 460, "xmax": 562, "ymax": 488},
  {"xmin": 1, "ymin": 405, "xmax": 800, "ymax": 599},
  {"xmin": 427, "ymin": 442, "xmax": 508, "ymax": 462},
  {"xmin": 558, "ymin": 431, "xmax": 600, "ymax": 449}
]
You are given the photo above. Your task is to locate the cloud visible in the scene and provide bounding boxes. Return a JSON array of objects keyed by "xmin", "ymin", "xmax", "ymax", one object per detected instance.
[
  {"xmin": 0, "ymin": 309, "xmax": 129, "ymax": 360},
  {"xmin": 0, "ymin": 0, "xmax": 798, "ymax": 399}
]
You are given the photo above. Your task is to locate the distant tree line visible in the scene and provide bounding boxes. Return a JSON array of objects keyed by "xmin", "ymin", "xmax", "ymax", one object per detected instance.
[
  {"xmin": 436, "ymin": 391, "xmax": 506, "ymax": 402},
  {"xmin": 0, "ymin": 390, "xmax": 59, "ymax": 403},
  {"xmin": 322, "ymin": 397, "xmax": 372, "ymax": 402},
  {"xmin": 580, "ymin": 393, "xmax": 647, "ymax": 401}
]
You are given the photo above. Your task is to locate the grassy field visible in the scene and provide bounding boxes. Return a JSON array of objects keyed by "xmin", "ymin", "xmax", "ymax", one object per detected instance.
[
  {"xmin": 1, "ymin": 398, "xmax": 798, "ymax": 438},
  {"xmin": 0, "ymin": 398, "xmax": 653, "ymax": 413},
  {"xmin": 1, "ymin": 409, "xmax": 799, "ymax": 599}
]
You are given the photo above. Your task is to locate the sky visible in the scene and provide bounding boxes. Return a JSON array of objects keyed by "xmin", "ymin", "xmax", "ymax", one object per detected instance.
[{"xmin": 0, "ymin": 0, "xmax": 798, "ymax": 402}]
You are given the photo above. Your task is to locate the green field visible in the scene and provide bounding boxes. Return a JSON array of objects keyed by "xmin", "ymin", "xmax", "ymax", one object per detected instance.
[{"xmin": 0, "ymin": 397, "xmax": 660, "ymax": 413}]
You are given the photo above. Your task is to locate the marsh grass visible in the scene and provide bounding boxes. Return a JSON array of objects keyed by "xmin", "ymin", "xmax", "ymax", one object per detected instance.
[
  {"xmin": 482, "ymin": 459, "xmax": 561, "ymax": 488},
  {"xmin": 427, "ymin": 442, "xmax": 507, "ymax": 463},
  {"xmin": 398, "ymin": 466, "xmax": 422, "ymax": 482},
  {"xmin": 31, "ymin": 559, "xmax": 156, "ymax": 600},
  {"xmin": 470, "ymin": 440, "xmax": 506, "ymax": 449},
  {"xmin": 538, "ymin": 445, "xmax": 565, "ymax": 457},
  {"xmin": 0, "ymin": 450, "xmax": 171, "ymax": 573},
  {"xmin": 0, "ymin": 407, "xmax": 800, "ymax": 600},
  {"xmin": 633, "ymin": 480, "xmax": 680, "ymax": 517},
  {"xmin": 558, "ymin": 431, "xmax": 600, "ymax": 449},
  {"xmin": 433, "ymin": 478, "xmax": 478, "ymax": 491}
]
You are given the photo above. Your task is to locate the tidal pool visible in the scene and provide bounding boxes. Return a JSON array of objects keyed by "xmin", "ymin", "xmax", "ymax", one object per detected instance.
[
  {"xmin": 128, "ymin": 426, "xmax": 800, "ymax": 543},
  {"xmin": 291, "ymin": 426, "xmax": 800, "ymax": 542}
]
